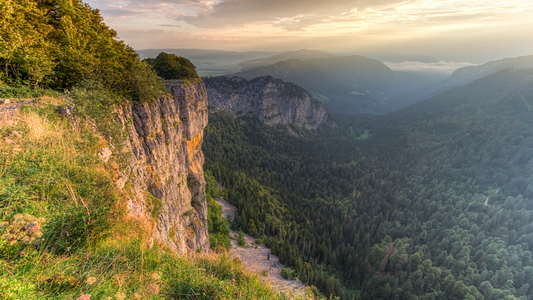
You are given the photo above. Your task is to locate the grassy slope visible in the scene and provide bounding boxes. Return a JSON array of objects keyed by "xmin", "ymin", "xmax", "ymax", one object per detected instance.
[{"xmin": 0, "ymin": 90, "xmax": 299, "ymax": 300}]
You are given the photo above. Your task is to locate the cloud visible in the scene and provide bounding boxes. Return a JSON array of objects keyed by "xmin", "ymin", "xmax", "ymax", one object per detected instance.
[
  {"xmin": 84, "ymin": 0, "xmax": 533, "ymax": 62},
  {"xmin": 384, "ymin": 61, "xmax": 478, "ymax": 75}
]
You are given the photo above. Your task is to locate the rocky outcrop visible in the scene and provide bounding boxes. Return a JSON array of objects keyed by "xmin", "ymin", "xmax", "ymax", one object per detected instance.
[
  {"xmin": 204, "ymin": 76, "xmax": 336, "ymax": 130},
  {"xmin": 115, "ymin": 80, "xmax": 209, "ymax": 255}
]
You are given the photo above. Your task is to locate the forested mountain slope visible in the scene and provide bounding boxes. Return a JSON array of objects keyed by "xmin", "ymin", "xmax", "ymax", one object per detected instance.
[
  {"xmin": 237, "ymin": 49, "xmax": 338, "ymax": 71},
  {"xmin": 387, "ymin": 55, "xmax": 533, "ymax": 112},
  {"xmin": 233, "ymin": 56, "xmax": 397, "ymax": 114},
  {"xmin": 203, "ymin": 68, "xmax": 533, "ymax": 299}
]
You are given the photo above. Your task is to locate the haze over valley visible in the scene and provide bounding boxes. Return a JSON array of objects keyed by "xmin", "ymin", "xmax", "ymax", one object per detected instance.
[{"xmin": 2, "ymin": 1, "xmax": 533, "ymax": 300}]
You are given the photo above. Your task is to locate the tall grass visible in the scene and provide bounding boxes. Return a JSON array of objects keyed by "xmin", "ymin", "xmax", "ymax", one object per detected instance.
[{"xmin": 0, "ymin": 94, "xmax": 301, "ymax": 299}]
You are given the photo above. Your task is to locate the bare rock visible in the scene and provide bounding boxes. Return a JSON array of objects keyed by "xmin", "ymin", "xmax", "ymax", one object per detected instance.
[
  {"xmin": 204, "ymin": 76, "xmax": 337, "ymax": 130},
  {"xmin": 58, "ymin": 105, "xmax": 75, "ymax": 116},
  {"xmin": 115, "ymin": 80, "xmax": 210, "ymax": 255},
  {"xmin": 115, "ymin": 173, "xmax": 128, "ymax": 190},
  {"xmin": 97, "ymin": 147, "xmax": 112, "ymax": 163}
]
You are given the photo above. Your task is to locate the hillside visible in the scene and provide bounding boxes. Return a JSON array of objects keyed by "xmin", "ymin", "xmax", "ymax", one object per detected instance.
[
  {"xmin": 234, "ymin": 56, "xmax": 398, "ymax": 114},
  {"xmin": 203, "ymin": 68, "xmax": 533, "ymax": 299},
  {"xmin": 204, "ymin": 75, "xmax": 336, "ymax": 130},
  {"xmin": 0, "ymin": 1, "xmax": 312, "ymax": 299},
  {"xmin": 137, "ymin": 49, "xmax": 279, "ymax": 77},
  {"xmin": 238, "ymin": 49, "xmax": 338, "ymax": 71},
  {"xmin": 386, "ymin": 54, "xmax": 533, "ymax": 112},
  {"xmin": 0, "ymin": 86, "xmax": 302, "ymax": 300}
]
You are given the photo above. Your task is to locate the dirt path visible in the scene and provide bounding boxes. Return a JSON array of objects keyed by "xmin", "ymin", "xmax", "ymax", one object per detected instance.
[
  {"xmin": 216, "ymin": 198, "xmax": 306, "ymax": 296},
  {"xmin": 484, "ymin": 189, "xmax": 499, "ymax": 206}
]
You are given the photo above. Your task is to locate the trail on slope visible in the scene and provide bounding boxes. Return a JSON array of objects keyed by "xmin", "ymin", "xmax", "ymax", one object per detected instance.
[{"xmin": 216, "ymin": 198, "xmax": 306, "ymax": 296}]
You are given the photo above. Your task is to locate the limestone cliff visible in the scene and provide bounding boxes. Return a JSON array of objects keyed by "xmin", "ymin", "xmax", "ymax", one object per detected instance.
[
  {"xmin": 204, "ymin": 76, "xmax": 336, "ymax": 130},
  {"xmin": 116, "ymin": 80, "xmax": 209, "ymax": 255}
]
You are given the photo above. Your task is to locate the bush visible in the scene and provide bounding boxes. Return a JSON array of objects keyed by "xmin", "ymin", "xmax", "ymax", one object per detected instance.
[
  {"xmin": 237, "ymin": 230, "xmax": 246, "ymax": 247},
  {"xmin": 280, "ymin": 268, "xmax": 293, "ymax": 280},
  {"xmin": 146, "ymin": 52, "xmax": 199, "ymax": 80},
  {"xmin": 0, "ymin": 1, "xmax": 164, "ymax": 102},
  {"xmin": 205, "ymin": 172, "xmax": 231, "ymax": 250}
]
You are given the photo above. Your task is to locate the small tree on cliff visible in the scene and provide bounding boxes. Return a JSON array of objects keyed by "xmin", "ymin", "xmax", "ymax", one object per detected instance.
[{"xmin": 147, "ymin": 52, "xmax": 199, "ymax": 80}]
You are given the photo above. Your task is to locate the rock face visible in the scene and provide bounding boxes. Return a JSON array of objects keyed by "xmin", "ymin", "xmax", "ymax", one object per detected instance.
[
  {"xmin": 204, "ymin": 76, "xmax": 336, "ymax": 130},
  {"xmin": 116, "ymin": 80, "xmax": 209, "ymax": 255}
]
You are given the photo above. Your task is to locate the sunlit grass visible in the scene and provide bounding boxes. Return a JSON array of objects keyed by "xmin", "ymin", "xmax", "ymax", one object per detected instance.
[{"xmin": 0, "ymin": 93, "xmax": 299, "ymax": 300}]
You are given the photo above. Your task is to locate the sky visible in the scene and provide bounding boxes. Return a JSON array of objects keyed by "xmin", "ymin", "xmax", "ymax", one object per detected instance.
[{"xmin": 85, "ymin": 0, "xmax": 533, "ymax": 63}]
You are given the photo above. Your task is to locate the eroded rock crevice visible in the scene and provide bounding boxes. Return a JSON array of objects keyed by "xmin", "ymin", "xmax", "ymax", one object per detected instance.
[{"xmin": 116, "ymin": 80, "xmax": 209, "ymax": 254}]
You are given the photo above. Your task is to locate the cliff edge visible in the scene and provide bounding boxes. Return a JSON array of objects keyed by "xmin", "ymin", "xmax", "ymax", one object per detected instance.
[
  {"xmin": 204, "ymin": 76, "xmax": 336, "ymax": 130},
  {"xmin": 116, "ymin": 80, "xmax": 209, "ymax": 254}
]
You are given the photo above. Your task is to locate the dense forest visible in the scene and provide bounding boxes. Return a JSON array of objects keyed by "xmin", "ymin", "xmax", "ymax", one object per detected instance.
[{"xmin": 203, "ymin": 68, "xmax": 533, "ymax": 299}]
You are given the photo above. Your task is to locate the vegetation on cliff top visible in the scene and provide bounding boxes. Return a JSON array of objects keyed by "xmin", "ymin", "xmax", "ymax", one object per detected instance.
[
  {"xmin": 144, "ymin": 52, "xmax": 200, "ymax": 81},
  {"xmin": 0, "ymin": 0, "xmax": 166, "ymax": 102},
  {"xmin": 0, "ymin": 89, "xmax": 304, "ymax": 300}
]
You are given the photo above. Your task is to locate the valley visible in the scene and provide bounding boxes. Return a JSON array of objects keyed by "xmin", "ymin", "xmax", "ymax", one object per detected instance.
[
  {"xmin": 202, "ymin": 68, "xmax": 533, "ymax": 299},
  {"xmin": 2, "ymin": 1, "xmax": 533, "ymax": 300}
]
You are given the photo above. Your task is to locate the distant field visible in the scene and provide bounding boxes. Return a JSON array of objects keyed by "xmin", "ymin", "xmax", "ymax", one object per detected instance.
[
  {"xmin": 348, "ymin": 128, "xmax": 370, "ymax": 140},
  {"xmin": 197, "ymin": 69, "xmax": 232, "ymax": 77},
  {"xmin": 357, "ymin": 129, "xmax": 370, "ymax": 140}
]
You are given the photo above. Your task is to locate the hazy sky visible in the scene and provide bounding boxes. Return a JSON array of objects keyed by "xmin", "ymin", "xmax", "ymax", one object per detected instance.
[{"xmin": 85, "ymin": 0, "xmax": 533, "ymax": 63}]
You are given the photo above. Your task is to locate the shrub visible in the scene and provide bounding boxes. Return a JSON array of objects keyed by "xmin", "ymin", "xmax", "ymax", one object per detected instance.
[
  {"xmin": 280, "ymin": 268, "xmax": 292, "ymax": 279},
  {"xmin": 147, "ymin": 52, "xmax": 199, "ymax": 80},
  {"xmin": 237, "ymin": 230, "xmax": 246, "ymax": 247}
]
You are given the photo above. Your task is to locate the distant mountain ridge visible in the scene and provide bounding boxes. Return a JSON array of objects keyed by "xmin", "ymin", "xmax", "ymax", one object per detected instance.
[
  {"xmin": 386, "ymin": 54, "xmax": 533, "ymax": 112},
  {"xmin": 442, "ymin": 54, "xmax": 533, "ymax": 87},
  {"xmin": 238, "ymin": 49, "xmax": 337, "ymax": 71},
  {"xmin": 204, "ymin": 75, "xmax": 336, "ymax": 130},
  {"xmin": 233, "ymin": 55, "xmax": 399, "ymax": 115}
]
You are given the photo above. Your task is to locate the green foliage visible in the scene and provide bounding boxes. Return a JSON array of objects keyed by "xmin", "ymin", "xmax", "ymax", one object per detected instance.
[
  {"xmin": 0, "ymin": 0, "xmax": 164, "ymax": 102},
  {"xmin": 147, "ymin": 192, "xmax": 163, "ymax": 219},
  {"xmin": 280, "ymin": 268, "xmax": 296, "ymax": 280},
  {"xmin": 0, "ymin": 96, "xmax": 291, "ymax": 299},
  {"xmin": 238, "ymin": 230, "xmax": 246, "ymax": 247},
  {"xmin": 66, "ymin": 81, "xmax": 127, "ymax": 153},
  {"xmin": 0, "ymin": 86, "xmax": 55, "ymax": 99},
  {"xmin": 0, "ymin": 214, "xmax": 45, "ymax": 246},
  {"xmin": 205, "ymin": 171, "xmax": 230, "ymax": 249},
  {"xmin": 146, "ymin": 52, "xmax": 199, "ymax": 80},
  {"xmin": 203, "ymin": 70, "xmax": 533, "ymax": 300}
]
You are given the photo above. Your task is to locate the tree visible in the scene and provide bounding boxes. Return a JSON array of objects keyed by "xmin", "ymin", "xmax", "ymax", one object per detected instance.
[{"xmin": 147, "ymin": 52, "xmax": 198, "ymax": 80}]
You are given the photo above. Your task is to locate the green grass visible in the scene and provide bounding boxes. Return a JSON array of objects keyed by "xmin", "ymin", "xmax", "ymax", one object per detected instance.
[
  {"xmin": 348, "ymin": 128, "xmax": 370, "ymax": 140},
  {"xmin": 0, "ymin": 86, "xmax": 60, "ymax": 99},
  {"xmin": 0, "ymin": 94, "xmax": 299, "ymax": 300},
  {"xmin": 356, "ymin": 130, "xmax": 370, "ymax": 140}
]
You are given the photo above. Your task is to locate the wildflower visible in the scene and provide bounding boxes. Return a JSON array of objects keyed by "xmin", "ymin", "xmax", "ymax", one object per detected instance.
[
  {"xmin": 13, "ymin": 214, "xmax": 23, "ymax": 221},
  {"xmin": 76, "ymin": 295, "xmax": 91, "ymax": 300},
  {"xmin": 114, "ymin": 292, "xmax": 126, "ymax": 300},
  {"xmin": 86, "ymin": 277, "xmax": 97, "ymax": 285},
  {"xmin": 132, "ymin": 293, "xmax": 142, "ymax": 299},
  {"xmin": 23, "ymin": 214, "xmax": 34, "ymax": 221},
  {"xmin": 38, "ymin": 217, "xmax": 46, "ymax": 223},
  {"xmin": 147, "ymin": 283, "xmax": 160, "ymax": 295},
  {"xmin": 26, "ymin": 222, "xmax": 40, "ymax": 234},
  {"xmin": 150, "ymin": 272, "xmax": 160, "ymax": 281},
  {"xmin": 0, "ymin": 221, "xmax": 9, "ymax": 228}
]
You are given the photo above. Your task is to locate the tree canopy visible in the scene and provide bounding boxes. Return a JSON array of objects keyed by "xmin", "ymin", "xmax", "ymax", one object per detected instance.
[
  {"xmin": 145, "ymin": 52, "xmax": 199, "ymax": 80},
  {"xmin": 0, "ymin": 0, "xmax": 163, "ymax": 101}
]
